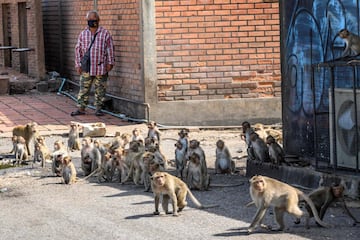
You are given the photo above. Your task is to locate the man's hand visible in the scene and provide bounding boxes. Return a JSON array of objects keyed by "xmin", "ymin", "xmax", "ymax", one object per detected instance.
[
  {"xmin": 76, "ymin": 67, "xmax": 82, "ymax": 75},
  {"xmin": 106, "ymin": 64, "xmax": 113, "ymax": 72}
]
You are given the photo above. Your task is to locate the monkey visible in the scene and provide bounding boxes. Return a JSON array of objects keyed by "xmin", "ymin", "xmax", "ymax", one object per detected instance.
[
  {"xmin": 187, "ymin": 139, "xmax": 208, "ymax": 177},
  {"xmin": 112, "ymin": 147, "xmax": 129, "ymax": 183},
  {"xmin": 132, "ymin": 128, "xmax": 145, "ymax": 143},
  {"xmin": 249, "ymin": 132, "xmax": 270, "ymax": 163},
  {"xmin": 294, "ymin": 184, "xmax": 360, "ymax": 226},
  {"xmin": 52, "ymin": 140, "xmax": 68, "ymax": 176},
  {"xmin": 80, "ymin": 137, "xmax": 101, "ymax": 176},
  {"xmin": 247, "ymin": 175, "xmax": 331, "ymax": 233},
  {"xmin": 142, "ymin": 151, "xmax": 158, "ymax": 192},
  {"xmin": 93, "ymin": 139, "xmax": 108, "ymax": 157},
  {"xmin": 121, "ymin": 133, "xmax": 132, "ymax": 151},
  {"xmin": 241, "ymin": 121, "xmax": 256, "ymax": 160},
  {"xmin": 62, "ymin": 156, "xmax": 77, "ymax": 184},
  {"xmin": 144, "ymin": 137, "xmax": 156, "ymax": 151},
  {"xmin": 147, "ymin": 121, "xmax": 161, "ymax": 145},
  {"xmin": 97, "ymin": 151, "xmax": 114, "ymax": 183},
  {"xmin": 186, "ymin": 152, "xmax": 210, "ymax": 191},
  {"xmin": 33, "ymin": 135, "xmax": 51, "ymax": 168},
  {"xmin": 266, "ymin": 135, "xmax": 285, "ymax": 167},
  {"xmin": 338, "ymin": 29, "xmax": 360, "ymax": 57},
  {"xmin": 13, "ymin": 136, "xmax": 28, "ymax": 166},
  {"xmin": 107, "ymin": 134, "xmax": 123, "ymax": 154},
  {"xmin": 12, "ymin": 122, "xmax": 38, "ymax": 156},
  {"xmin": 123, "ymin": 141, "xmax": 146, "ymax": 184},
  {"xmin": 215, "ymin": 139, "xmax": 235, "ymax": 174},
  {"xmin": 147, "ymin": 145, "xmax": 167, "ymax": 170},
  {"xmin": 67, "ymin": 123, "xmax": 81, "ymax": 151},
  {"xmin": 175, "ymin": 140, "xmax": 187, "ymax": 179},
  {"xmin": 150, "ymin": 172, "xmax": 218, "ymax": 216}
]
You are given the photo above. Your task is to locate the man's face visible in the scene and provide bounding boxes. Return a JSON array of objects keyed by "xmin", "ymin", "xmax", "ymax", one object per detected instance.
[{"xmin": 87, "ymin": 13, "xmax": 98, "ymax": 28}]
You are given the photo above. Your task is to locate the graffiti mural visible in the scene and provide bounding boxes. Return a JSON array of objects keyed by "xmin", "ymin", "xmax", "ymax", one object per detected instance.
[{"xmin": 281, "ymin": 0, "xmax": 360, "ymax": 165}]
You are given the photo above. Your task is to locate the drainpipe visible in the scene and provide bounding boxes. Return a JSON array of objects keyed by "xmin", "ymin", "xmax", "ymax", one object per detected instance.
[{"xmin": 93, "ymin": 0, "xmax": 97, "ymax": 10}]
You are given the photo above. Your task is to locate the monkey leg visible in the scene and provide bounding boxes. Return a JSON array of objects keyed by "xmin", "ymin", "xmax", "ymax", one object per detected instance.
[
  {"xmin": 274, "ymin": 207, "xmax": 286, "ymax": 231},
  {"xmin": 153, "ymin": 194, "xmax": 161, "ymax": 215},
  {"xmin": 176, "ymin": 189, "xmax": 188, "ymax": 212},
  {"xmin": 162, "ymin": 194, "xmax": 172, "ymax": 214},
  {"xmin": 170, "ymin": 192, "xmax": 179, "ymax": 216},
  {"xmin": 248, "ymin": 206, "xmax": 268, "ymax": 233}
]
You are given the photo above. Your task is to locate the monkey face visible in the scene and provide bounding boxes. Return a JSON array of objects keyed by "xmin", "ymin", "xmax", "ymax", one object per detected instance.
[
  {"xmin": 27, "ymin": 122, "xmax": 38, "ymax": 133},
  {"xmin": 62, "ymin": 157, "xmax": 71, "ymax": 166},
  {"xmin": 216, "ymin": 140, "xmax": 224, "ymax": 149},
  {"xmin": 332, "ymin": 185, "xmax": 344, "ymax": 198},
  {"xmin": 152, "ymin": 172, "xmax": 165, "ymax": 186},
  {"xmin": 266, "ymin": 135, "xmax": 275, "ymax": 145},
  {"xmin": 189, "ymin": 152, "xmax": 201, "ymax": 165},
  {"xmin": 339, "ymin": 29, "xmax": 350, "ymax": 38},
  {"xmin": 175, "ymin": 141, "xmax": 183, "ymax": 149},
  {"xmin": 250, "ymin": 176, "xmax": 266, "ymax": 192},
  {"xmin": 189, "ymin": 140, "xmax": 200, "ymax": 149}
]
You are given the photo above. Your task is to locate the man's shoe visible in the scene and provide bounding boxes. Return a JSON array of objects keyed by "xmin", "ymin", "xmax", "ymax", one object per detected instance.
[
  {"xmin": 95, "ymin": 109, "xmax": 104, "ymax": 116},
  {"xmin": 71, "ymin": 109, "xmax": 85, "ymax": 116}
]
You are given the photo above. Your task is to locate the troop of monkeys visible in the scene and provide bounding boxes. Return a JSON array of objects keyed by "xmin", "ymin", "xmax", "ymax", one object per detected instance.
[{"xmin": 9, "ymin": 121, "xmax": 359, "ymax": 234}]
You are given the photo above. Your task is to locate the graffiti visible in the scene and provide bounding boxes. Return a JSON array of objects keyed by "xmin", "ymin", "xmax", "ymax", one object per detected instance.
[{"xmin": 282, "ymin": 0, "xmax": 360, "ymax": 160}]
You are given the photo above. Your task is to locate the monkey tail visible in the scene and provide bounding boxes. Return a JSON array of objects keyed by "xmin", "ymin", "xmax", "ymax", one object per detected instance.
[
  {"xmin": 186, "ymin": 188, "xmax": 219, "ymax": 209},
  {"xmin": 300, "ymin": 192, "xmax": 331, "ymax": 228}
]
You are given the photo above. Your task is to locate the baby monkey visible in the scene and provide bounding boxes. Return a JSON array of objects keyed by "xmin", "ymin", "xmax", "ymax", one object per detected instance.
[{"xmin": 295, "ymin": 184, "xmax": 360, "ymax": 226}]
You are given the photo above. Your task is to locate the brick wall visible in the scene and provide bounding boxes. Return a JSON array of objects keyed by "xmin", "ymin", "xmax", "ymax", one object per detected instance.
[{"xmin": 155, "ymin": 0, "xmax": 280, "ymax": 101}]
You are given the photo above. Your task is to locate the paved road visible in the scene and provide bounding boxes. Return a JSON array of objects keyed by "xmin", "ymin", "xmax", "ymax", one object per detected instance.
[{"xmin": 1, "ymin": 128, "xmax": 360, "ymax": 240}]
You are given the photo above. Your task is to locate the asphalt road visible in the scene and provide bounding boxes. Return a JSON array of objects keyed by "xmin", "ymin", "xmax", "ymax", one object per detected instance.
[{"xmin": 1, "ymin": 128, "xmax": 360, "ymax": 240}]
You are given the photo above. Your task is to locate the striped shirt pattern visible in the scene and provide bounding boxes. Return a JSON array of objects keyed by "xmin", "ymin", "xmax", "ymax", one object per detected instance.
[{"xmin": 75, "ymin": 26, "xmax": 115, "ymax": 76}]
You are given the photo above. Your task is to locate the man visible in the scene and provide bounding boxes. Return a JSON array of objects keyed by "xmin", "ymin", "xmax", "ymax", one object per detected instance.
[{"xmin": 71, "ymin": 10, "xmax": 115, "ymax": 116}]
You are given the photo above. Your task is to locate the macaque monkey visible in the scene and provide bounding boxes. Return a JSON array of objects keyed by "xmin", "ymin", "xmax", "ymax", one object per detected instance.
[
  {"xmin": 186, "ymin": 152, "xmax": 210, "ymax": 191},
  {"xmin": 266, "ymin": 135, "xmax": 285, "ymax": 167},
  {"xmin": 241, "ymin": 121, "xmax": 256, "ymax": 160},
  {"xmin": 132, "ymin": 128, "xmax": 145, "ymax": 143},
  {"xmin": 215, "ymin": 140, "xmax": 235, "ymax": 174},
  {"xmin": 112, "ymin": 147, "xmax": 128, "ymax": 183},
  {"xmin": 187, "ymin": 139, "xmax": 208, "ymax": 177},
  {"xmin": 247, "ymin": 175, "xmax": 330, "ymax": 233},
  {"xmin": 12, "ymin": 122, "xmax": 38, "ymax": 156},
  {"xmin": 142, "ymin": 152, "xmax": 157, "ymax": 192},
  {"xmin": 150, "ymin": 172, "xmax": 218, "ymax": 216},
  {"xmin": 175, "ymin": 140, "xmax": 187, "ymax": 179},
  {"xmin": 147, "ymin": 121, "xmax": 161, "ymax": 145},
  {"xmin": 123, "ymin": 141, "xmax": 145, "ymax": 184},
  {"xmin": 147, "ymin": 145, "xmax": 167, "ymax": 170},
  {"xmin": 33, "ymin": 136, "xmax": 51, "ymax": 168},
  {"xmin": 97, "ymin": 151, "xmax": 114, "ymax": 183},
  {"xmin": 144, "ymin": 137, "xmax": 156, "ymax": 151},
  {"xmin": 120, "ymin": 133, "xmax": 132, "ymax": 150},
  {"xmin": 93, "ymin": 139, "xmax": 108, "ymax": 157},
  {"xmin": 107, "ymin": 134, "xmax": 123, "ymax": 154},
  {"xmin": 14, "ymin": 136, "xmax": 28, "ymax": 166},
  {"xmin": 67, "ymin": 123, "xmax": 81, "ymax": 151},
  {"xmin": 80, "ymin": 137, "xmax": 101, "ymax": 176},
  {"xmin": 52, "ymin": 140, "xmax": 68, "ymax": 176},
  {"xmin": 62, "ymin": 156, "xmax": 77, "ymax": 184},
  {"xmin": 249, "ymin": 132, "xmax": 270, "ymax": 163},
  {"xmin": 295, "ymin": 184, "xmax": 360, "ymax": 226},
  {"xmin": 338, "ymin": 29, "xmax": 360, "ymax": 57}
]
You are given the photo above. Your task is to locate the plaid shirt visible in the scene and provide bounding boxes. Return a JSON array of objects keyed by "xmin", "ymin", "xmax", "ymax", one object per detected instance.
[{"xmin": 75, "ymin": 26, "xmax": 115, "ymax": 76}]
